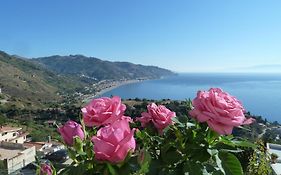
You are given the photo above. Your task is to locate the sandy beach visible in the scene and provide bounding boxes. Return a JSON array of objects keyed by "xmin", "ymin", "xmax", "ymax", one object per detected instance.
[
  {"xmin": 95, "ymin": 79, "xmax": 142, "ymax": 97},
  {"xmin": 82, "ymin": 79, "xmax": 143, "ymax": 102}
]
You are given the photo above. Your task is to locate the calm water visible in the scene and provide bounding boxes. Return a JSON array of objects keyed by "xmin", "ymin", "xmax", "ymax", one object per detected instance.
[{"xmin": 102, "ymin": 73, "xmax": 281, "ymax": 122}]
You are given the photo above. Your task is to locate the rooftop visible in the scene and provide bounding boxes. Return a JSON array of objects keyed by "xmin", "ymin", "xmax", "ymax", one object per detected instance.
[
  {"xmin": 0, "ymin": 142, "xmax": 33, "ymax": 160},
  {"xmin": 23, "ymin": 142, "xmax": 51, "ymax": 151},
  {"xmin": 0, "ymin": 147, "xmax": 22, "ymax": 160},
  {"xmin": 0, "ymin": 126, "xmax": 22, "ymax": 133}
]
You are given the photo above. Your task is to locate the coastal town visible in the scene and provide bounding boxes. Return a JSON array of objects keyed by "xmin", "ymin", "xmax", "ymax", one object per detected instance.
[
  {"xmin": 0, "ymin": 124, "xmax": 68, "ymax": 174},
  {"xmin": 79, "ymin": 78, "xmax": 147, "ymax": 103}
]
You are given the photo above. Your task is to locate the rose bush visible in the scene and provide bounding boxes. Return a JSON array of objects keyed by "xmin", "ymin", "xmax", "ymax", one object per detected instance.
[
  {"xmin": 42, "ymin": 88, "xmax": 257, "ymax": 175},
  {"xmin": 189, "ymin": 88, "xmax": 254, "ymax": 135},
  {"xmin": 81, "ymin": 96, "xmax": 126, "ymax": 127}
]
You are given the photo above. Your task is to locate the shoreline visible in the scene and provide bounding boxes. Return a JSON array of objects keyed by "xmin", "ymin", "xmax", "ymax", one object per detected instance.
[
  {"xmin": 94, "ymin": 79, "xmax": 142, "ymax": 97},
  {"xmin": 82, "ymin": 79, "xmax": 144, "ymax": 102}
]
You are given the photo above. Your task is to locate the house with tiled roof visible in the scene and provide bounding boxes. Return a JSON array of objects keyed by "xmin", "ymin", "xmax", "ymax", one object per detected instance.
[{"xmin": 0, "ymin": 126, "xmax": 28, "ymax": 144}]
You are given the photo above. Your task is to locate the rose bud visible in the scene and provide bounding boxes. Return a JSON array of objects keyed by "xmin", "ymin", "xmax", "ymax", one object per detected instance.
[
  {"xmin": 58, "ymin": 120, "xmax": 85, "ymax": 146},
  {"xmin": 39, "ymin": 163, "xmax": 53, "ymax": 175}
]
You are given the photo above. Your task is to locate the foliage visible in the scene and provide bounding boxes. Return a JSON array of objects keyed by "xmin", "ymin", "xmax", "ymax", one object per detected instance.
[
  {"xmin": 0, "ymin": 114, "xmax": 7, "ymax": 126},
  {"xmin": 271, "ymin": 153, "xmax": 278, "ymax": 159},
  {"xmin": 246, "ymin": 140, "xmax": 272, "ymax": 175}
]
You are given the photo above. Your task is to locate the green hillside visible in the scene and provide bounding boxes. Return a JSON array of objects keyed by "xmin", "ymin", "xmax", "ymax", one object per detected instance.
[
  {"xmin": 33, "ymin": 55, "xmax": 175, "ymax": 80},
  {"xmin": 0, "ymin": 51, "xmax": 85, "ymax": 108}
]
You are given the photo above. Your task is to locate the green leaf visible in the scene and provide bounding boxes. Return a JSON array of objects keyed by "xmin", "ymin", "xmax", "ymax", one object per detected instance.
[
  {"xmin": 147, "ymin": 159, "xmax": 162, "ymax": 175},
  {"xmin": 73, "ymin": 136, "xmax": 84, "ymax": 153},
  {"xmin": 162, "ymin": 149, "xmax": 182, "ymax": 165},
  {"xmin": 218, "ymin": 151, "xmax": 243, "ymax": 175},
  {"xmin": 85, "ymin": 141, "xmax": 94, "ymax": 159},
  {"xmin": 172, "ymin": 117, "xmax": 181, "ymax": 124},
  {"xmin": 59, "ymin": 164, "xmax": 87, "ymax": 175},
  {"xmin": 207, "ymin": 149, "xmax": 218, "ymax": 156},
  {"xmin": 172, "ymin": 117, "xmax": 185, "ymax": 127},
  {"xmin": 183, "ymin": 161, "xmax": 204, "ymax": 175},
  {"xmin": 220, "ymin": 149, "xmax": 243, "ymax": 153},
  {"xmin": 135, "ymin": 129, "xmax": 144, "ymax": 139},
  {"xmin": 67, "ymin": 148, "xmax": 77, "ymax": 160},
  {"xmin": 212, "ymin": 170, "xmax": 225, "ymax": 175},
  {"xmin": 187, "ymin": 147, "xmax": 211, "ymax": 162},
  {"xmin": 207, "ymin": 128, "xmax": 220, "ymax": 142},
  {"xmin": 177, "ymin": 115, "xmax": 189, "ymax": 124},
  {"xmin": 236, "ymin": 126, "xmax": 251, "ymax": 131},
  {"xmin": 116, "ymin": 163, "xmax": 131, "ymax": 175},
  {"xmin": 162, "ymin": 125, "xmax": 171, "ymax": 134},
  {"xmin": 137, "ymin": 149, "xmax": 151, "ymax": 174},
  {"xmin": 106, "ymin": 163, "xmax": 117, "ymax": 175},
  {"xmin": 187, "ymin": 98, "xmax": 193, "ymax": 110},
  {"xmin": 232, "ymin": 140, "xmax": 257, "ymax": 148},
  {"xmin": 218, "ymin": 137, "xmax": 235, "ymax": 147}
]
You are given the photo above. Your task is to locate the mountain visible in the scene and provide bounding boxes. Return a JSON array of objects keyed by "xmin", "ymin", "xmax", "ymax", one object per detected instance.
[
  {"xmin": 0, "ymin": 51, "xmax": 85, "ymax": 108},
  {"xmin": 0, "ymin": 51, "xmax": 175, "ymax": 108},
  {"xmin": 32, "ymin": 55, "xmax": 175, "ymax": 80}
]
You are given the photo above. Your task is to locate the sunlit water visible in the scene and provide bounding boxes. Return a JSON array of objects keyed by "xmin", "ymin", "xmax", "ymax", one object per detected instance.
[{"xmin": 102, "ymin": 73, "xmax": 281, "ymax": 122}]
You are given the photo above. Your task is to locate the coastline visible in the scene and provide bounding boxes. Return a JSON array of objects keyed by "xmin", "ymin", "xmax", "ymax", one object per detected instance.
[
  {"xmin": 82, "ymin": 79, "xmax": 144, "ymax": 102},
  {"xmin": 94, "ymin": 79, "xmax": 142, "ymax": 97}
]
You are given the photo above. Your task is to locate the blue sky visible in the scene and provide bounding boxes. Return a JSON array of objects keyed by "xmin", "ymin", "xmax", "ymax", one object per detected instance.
[{"xmin": 1, "ymin": 0, "xmax": 281, "ymax": 72}]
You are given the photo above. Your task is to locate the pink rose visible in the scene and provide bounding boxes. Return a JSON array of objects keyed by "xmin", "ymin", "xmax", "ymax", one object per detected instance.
[
  {"xmin": 82, "ymin": 96, "xmax": 126, "ymax": 127},
  {"xmin": 91, "ymin": 118, "xmax": 136, "ymax": 163},
  {"xmin": 58, "ymin": 120, "xmax": 85, "ymax": 146},
  {"xmin": 137, "ymin": 103, "xmax": 176, "ymax": 133},
  {"xmin": 189, "ymin": 88, "xmax": 254, "ymax": 135},
  {"xmin": 40, "ymin": 163, "xmax": 53, "ymax": 175}
]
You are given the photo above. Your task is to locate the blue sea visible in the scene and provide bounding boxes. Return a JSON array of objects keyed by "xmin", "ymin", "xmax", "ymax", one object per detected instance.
[{"xmin": 102, "ymin": 73, "xmax": 281, "ymax": 122}]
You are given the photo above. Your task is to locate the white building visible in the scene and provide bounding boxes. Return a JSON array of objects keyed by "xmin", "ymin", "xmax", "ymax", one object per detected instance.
[
  {"xmin": 0, "ymin": 141, "xmax": 36, "ymax": 174},
  {"xmin": 24, "ymin": 140, "xmax": 65, "ymax": 158},
  {"xmin": 0, "ymin": 126, "xmax": 28, "ymax": 144},
  {"xmin": 267, "ymin": 143, "xmax": 281, "ymax": 175}
]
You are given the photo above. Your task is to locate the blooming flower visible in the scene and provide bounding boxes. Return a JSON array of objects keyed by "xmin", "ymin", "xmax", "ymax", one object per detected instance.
[
  {"xmin": 82, "ymin": 96, "xmax": 126, "ymax": 127},
  {"xmin": 137, "ymin": 103, "xmax": 176, "ymax": 133},
  {"xmin": 189, "ymin": 88, "xmax": 254, "ymax": 135},
  {"xmin": 58, "ymin": 120, "xmax": 85, "ymax": 146},
  {"xmin": 91, "ymin": 117, "xmax": 136, "ymax": 163}
]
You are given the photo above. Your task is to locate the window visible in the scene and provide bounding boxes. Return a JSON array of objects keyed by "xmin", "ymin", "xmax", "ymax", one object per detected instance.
[
  {"xmin": 15, "ymin": 140, "xmax": 18, "ymax": 143},
  {"xmin": 13, "ymin": 133, "xmax": 17, "ymax": 137}
]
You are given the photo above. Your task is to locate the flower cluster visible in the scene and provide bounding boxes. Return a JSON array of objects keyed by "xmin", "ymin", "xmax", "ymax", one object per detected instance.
[{"xmin": 50, "ymin": 88, "xmax": 255, "ymax": 175}]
